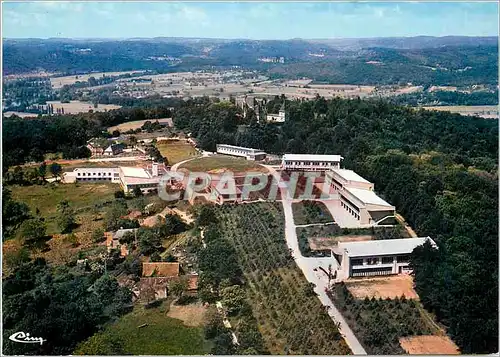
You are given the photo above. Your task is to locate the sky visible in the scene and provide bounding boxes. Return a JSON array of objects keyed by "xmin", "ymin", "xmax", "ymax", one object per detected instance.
[{"xmin": 2, "ymin": 1, "xmax": 499, "ymax": 39}]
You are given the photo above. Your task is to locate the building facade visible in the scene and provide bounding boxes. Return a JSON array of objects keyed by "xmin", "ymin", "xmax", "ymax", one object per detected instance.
[
  {"xmin": 281, "ymin": 154, "xmax": 343, "ymax": 171},
  {"xmin": 326, "ymin": 169, "xmax": 395, "ymax": 225},
  {"xmin": 74, "ymin": 167, "xmax": 121, "ymax": 183},
  {"xmin": 216, "ymin": 144, "xmax": 267, "ymax": 161},
  {"xmin": 332, "ymin": 237, "xmax": 437, "ymax": 280},
  {"xmin": 71, "ymin": 163, "xmax": 166, "ymax": 195}
]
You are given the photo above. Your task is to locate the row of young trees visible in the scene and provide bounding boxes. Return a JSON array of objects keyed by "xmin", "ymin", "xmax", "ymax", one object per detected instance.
[{"xmin": 175, "ymin": 95, "xmax": 498, "ymax": 353}]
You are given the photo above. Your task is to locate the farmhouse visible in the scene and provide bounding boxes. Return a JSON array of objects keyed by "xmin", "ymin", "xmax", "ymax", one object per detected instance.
[
  {"xmin": 105, "ymin": 228, "xmax": 138, "ymax": 256},
  {"xmin": 332, "ymin": 237, "xmax": 437, "ymax": 280},
  {"xmin": 216, "ymin": 144, "xmax": 267, "ymax": 161},
  {"xmin": 103, "ymin": 143, "xmax": 125, "ymax": 156},
  {"xmin": 140, "ymin": 262, "xmax": 181, "ymax": 300},
  {"xmin": 281, "ymin": 154, "xmax": 343, "ymax": 171}
]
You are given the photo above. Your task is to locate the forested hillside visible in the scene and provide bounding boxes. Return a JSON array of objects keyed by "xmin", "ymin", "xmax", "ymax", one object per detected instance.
[
  {"xmin": 173, "ymin": 96, "xmax": 499, "ymax": 353},
  {"xmin": 3, "ymin": 38, "xmax": 497, "ymax": 86}
]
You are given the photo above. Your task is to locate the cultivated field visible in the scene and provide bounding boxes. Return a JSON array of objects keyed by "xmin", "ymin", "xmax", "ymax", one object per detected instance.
[
  {"xmin": 50, "ymin": 71, "xmax": 145, "ymax": 89},
  {"xmin": 345, "ymin": 275, "xmax": 419, "ymax": 299},
  {"xmin": 74, "ymin": 300, "xmax": 211, "ymax": 355},
  {"xmin": 399, "ymin": 335, "xmax": 460, "ymax": 355},
  {"xmin": 45, "ymin": 100, "xmax": 122, "ymax": 114},
  {"xmin": 421, "ymin": 105, "xmax": 498, "ymax": 119},
  {"xmin": 178, "ymin": 155, "xmax": 265, "ymax": 172},
  {"xmin": 215, "ymin": 203, "xmax": 351, "ymax": 354},
  {"xmin": 156, "ymin": 139, "xmax": 200, "ymax": 165},
  {"xmin": 108, "ymin": 118, "xmax": 173, "ymax": 132}
]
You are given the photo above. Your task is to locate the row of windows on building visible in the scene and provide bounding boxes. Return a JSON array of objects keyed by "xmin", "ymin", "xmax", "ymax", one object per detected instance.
[
  {"xmin": 284, "ymin": 161, "xmax": 338, "ymax": 166},
  {"xmin": 219, "ymin": 147, "xmax": 258, "ymax": 154},
  {"xmin": 351, "ymin": 255, "xmax": 409, "ymax": 267},
  {"xmin": 77, "ymin": 172, "xmax": 118, "ymax": 177},
  {"xmin": 340, "ymin": 201, "xmax": 361, "ymax": 220},
  {"xmin": 77, "ymin": 177, "xmax": 113, "ymax": 181}
]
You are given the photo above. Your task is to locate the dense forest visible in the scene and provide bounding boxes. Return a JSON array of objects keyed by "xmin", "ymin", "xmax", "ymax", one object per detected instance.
[
  {"xmin": 391, "ymin": 89, "xmax": 499, "ymax": 106},
  {"xmin": 173, "ymin": 96, "xmax": 498, "ymax": 353}
]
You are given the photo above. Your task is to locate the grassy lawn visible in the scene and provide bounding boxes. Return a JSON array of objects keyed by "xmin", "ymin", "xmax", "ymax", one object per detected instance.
[
  {"xmin": 292, "ymin": 200, "xmax": 334, "ymax": 225},
  {"xmin": 11, "ymin": 182, "xmax": 118, "ymax": 235},
  {"xmin": 179, "ymin": 155, "xmax": 265, "ymax": 172},
  {"xmin": 74, "ymin": 300, "xmax": 212, "ymax": 355},
  {"xmin": 156, "ymin": 139, "xmax": 200, "ymax": 165}
]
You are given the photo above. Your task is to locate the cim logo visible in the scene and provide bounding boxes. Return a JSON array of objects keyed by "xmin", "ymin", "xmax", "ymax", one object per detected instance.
[{"xmin": 8, "ymin": 331, "xmax": 46, "ymax": 345}]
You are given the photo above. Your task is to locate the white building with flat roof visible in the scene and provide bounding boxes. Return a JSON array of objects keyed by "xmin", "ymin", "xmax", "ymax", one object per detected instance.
[
  {"xmin": 324, "ymin": 169, "xmax": 395, "ymax": 226},
  {"xmin": 281, "ymin": 154, "xmax": 343, "ymax": 171},
  {"xmin": 332, "ymin": 237, "xmax": 437, "ymax": 280},
  {"xmin": 216, "ymin": 144, "xmax": 267, "ymax": 161},
  {"xmin": 73, "ymin": 167, "xmax": 121, "ymax": 183},
  {"xmin": 70, "ymin": 163, "xmax": 167, "ymax": 195},
  {"xmin": 327, "ymin": 169, "xmax": 374, "ymax": 191}
]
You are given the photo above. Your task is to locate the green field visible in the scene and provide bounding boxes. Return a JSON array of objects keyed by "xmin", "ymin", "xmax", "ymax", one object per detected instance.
[
  {"xmin": 11, "ymin": 183, "xmax": 118, "ymax": 235},
  {"xmin": 179, "ymin": 155, "xmax": 265, "ymax": 172},
  {"xmin": 74, "ymin": 301, "xmax": 211, "ymax": 355},
  {"xmin": 156, "ymin": 139, "xmax": 200, "ymax": 165}
]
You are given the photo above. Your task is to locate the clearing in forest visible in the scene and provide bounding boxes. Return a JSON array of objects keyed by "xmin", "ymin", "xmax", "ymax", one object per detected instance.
[
  {"xmin": 399, "ymin": 335, "xmax": 460, "ymax": 354},
  {"xmin": 345, "ymin": 275, "xmax": 419, "ymax": 300}
]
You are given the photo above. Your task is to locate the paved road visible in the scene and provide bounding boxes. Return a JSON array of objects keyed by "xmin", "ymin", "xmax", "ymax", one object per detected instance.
[{"xmin": 265, "ymin": 165, "xmax": 367, "ymax": 355}]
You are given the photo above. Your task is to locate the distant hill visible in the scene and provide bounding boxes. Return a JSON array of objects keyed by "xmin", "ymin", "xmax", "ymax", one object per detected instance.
[{"xmin": 2, "ymin": 36, "xmax": 498, "ymax": 86}]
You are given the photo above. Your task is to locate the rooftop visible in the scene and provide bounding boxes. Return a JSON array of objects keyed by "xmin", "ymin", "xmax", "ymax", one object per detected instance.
[
  {"xmin": 120, "ymin": 166, "xmax": 151, "ymax": 178},
  {"xmin": 330, "ymin": 169, "xmax": 371, "ymax": 184},
  {"xmin": 112, "ymin": 228, "xmax": 138, "ymax": 240},
  {"xmin": 282, "ymin": 154, "xmax": 343, "ymax": 162},
  {"xmin": 344, "ymin": 187, "xmax": 393, "ymax": 207},
  {"xmin": 142, "ymin": 262, "xmax": 180, "ymax": 278},
  {"xmin": 217, "ymin": 144, "xmax": 266, "ymax": 154},
  {"xmin": 338, "ymin": 237, "xmax": 436, "ymax": 257}
]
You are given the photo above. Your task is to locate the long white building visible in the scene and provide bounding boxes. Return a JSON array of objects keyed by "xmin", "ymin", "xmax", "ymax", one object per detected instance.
[
  {"xmin": 216, "ymin": 144, "xmax": 267, "ymax": 161},
  {"xmin": 70, "ymin": 163, "xmax": 167, "ymax": 194},
  {"xmin": 327, "ymin": 169, "xmax": 395, "ymax": 225},
  {"xmin": 332, "ymin": 237, "xmax": 437, "ymax": 280},
  {"xmin": 281, "ymin": 154, "xmax": 343, "ymax": 171}
]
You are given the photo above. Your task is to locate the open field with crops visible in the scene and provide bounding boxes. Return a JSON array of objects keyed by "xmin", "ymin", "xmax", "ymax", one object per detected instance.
[
  {"xmin": 50, "ymin": 71, "xmax": 146, "ymax": 89},
  {"xmin": 214, "ymin": 202, "xmax": 351, "ymax": 355}
]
